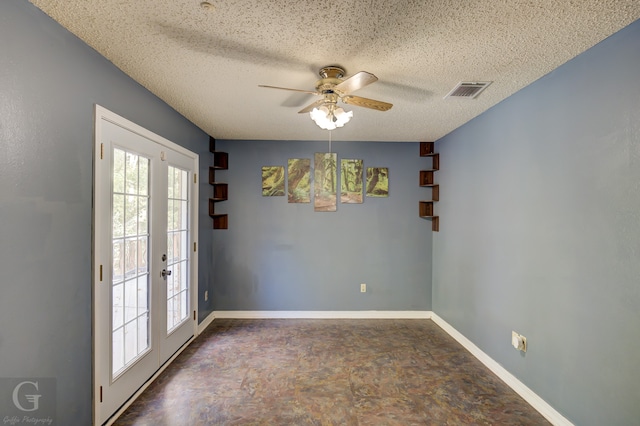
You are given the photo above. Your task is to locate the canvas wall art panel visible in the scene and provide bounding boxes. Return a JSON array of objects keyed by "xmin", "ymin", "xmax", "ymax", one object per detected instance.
[
  {"xmin": 366, "ymin": 167, "xmax": 389, "ymax": 197},
  {"xmin": 340, "ymin": 159, "xmax": 363, "ymax": 204},
  {"xmin": 287, "ymin": 158, "xmax": 311, "ymax": 203},
  {"xmin": 262, "ymin": 166, "xmax": 285, "ymax": 196},
  {"xmin": 314, "ymin": 153, "xmax": 337, "ymax": 211}
]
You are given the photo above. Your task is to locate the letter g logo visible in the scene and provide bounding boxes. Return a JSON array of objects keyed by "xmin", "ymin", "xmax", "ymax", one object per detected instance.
[{"xmin": 12, "ymin": 381, "xmax": 41, "ymax": 412}]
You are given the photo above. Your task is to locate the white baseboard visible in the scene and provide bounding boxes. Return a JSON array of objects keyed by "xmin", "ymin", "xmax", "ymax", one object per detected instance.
[
  {"xmin": 197, "ymin": 311, "xmax": 216, "ymax": 334},
  {"xmin": 430, "ymin": 313, "xmax": 573, "ymax": 426},
  {"xmin": 212, "ymin": 310, "xmax": 433, "ymax": 319}
]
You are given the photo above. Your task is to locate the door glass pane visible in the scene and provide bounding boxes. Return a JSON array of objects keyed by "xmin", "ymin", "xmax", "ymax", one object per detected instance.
[
  {"xmin": 139, "ymin": 159, "xmax": 149, "ymax": 196},
  {"xmin": 138, "ymin": 198, "xmax": 148, "ymax": 235},
  {"xmin": 125, "ymin": 152, "xmax": 138, "ymax": 194},
  {"xmin": 112, "ymin": 149, "xmax": 150, "ymax": 378},
  {"xmin": 112, "ymin": 283, "xmax": 124, "ymax": 329},
  {"xmin": 167, "ymin": 166, "xmax": 189, "ymax": 333},
  {"xmin": 125, "ymin": 196, "xmax": 138, "ymax": 237},
  {"xmin": 112, "ymin": 328, "xmax": 124, "ymax": 374},
  {"xmin": 113, "ymin": 194, "xmax": 124, "ymax": 238},
  {"xmin": 113, "ymin": 149, "xmax": 125, "ymax": 194}
]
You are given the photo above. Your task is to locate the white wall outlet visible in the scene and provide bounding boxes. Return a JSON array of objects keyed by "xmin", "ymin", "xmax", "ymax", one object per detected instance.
[
  {"xmin": 204, "ymin": 290, "xmax": 208, "ymax": 301},
  {"xmin": 512, "ymin": 331, "xmax": 527, "ymax": 352},
  {"xmin": 360, "ymin": 283, "xmax": 366, "ymax": 293}
]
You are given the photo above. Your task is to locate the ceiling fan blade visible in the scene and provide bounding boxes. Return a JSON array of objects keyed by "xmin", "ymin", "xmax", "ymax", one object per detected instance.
[
  {"xmin": 342, "ymin": 95, "xmax": 393, "ymax": 111},
  {"xmin": 298, "ymin": 99, "xmax": 325, "ymax": 114},
  {"xmin": 259, "ymin": 85, "xmax": 319, "ymax": 95},
  {"xmin": 333, "ymin": 71, "xmax": 378, "ymax": 95}
]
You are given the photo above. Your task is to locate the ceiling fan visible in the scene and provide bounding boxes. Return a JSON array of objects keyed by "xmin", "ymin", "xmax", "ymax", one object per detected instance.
[{"xmin": 259, "ymin": 66, "xmax": 393, "ymax": 129}]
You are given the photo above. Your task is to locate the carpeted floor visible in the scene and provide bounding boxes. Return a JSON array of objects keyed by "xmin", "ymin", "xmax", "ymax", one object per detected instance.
[{"xmin": 113, "ymin": 319, "xmax": 550, "ymax": 425}]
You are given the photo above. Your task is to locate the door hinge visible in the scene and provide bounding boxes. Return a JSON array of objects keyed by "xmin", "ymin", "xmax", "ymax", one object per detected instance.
[
  {"xmin": 193, "ymin": 310, "xmax": 196, "ymax": 320},
  {"xmin": 194, "ymin": 173, "xmax": 197, "ymax": 184},
  {"xmin": 99, "ymin": 265, "xmax": 103, "ymax": 281},
  {"xmin": 100, "ymin": 385, "xmax": 103, "ymax": 403},
  {"xmin": 100, "ymin": 143, "xmax": 104, "ymax": 160},
  {"xmin": 194, "ymin": 242, "xmax": 197, "ymax": 252}
]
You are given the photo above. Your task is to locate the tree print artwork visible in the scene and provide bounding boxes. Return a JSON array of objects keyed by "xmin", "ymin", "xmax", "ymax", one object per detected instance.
[
  {"xmin": 366, "ymin": 167, "xmax": 389, "ymax": 197},
  {"xmin": 262, "ymin": 166, "xmax": 285, "ymax": 196},
  {"xmin": 340, "ymin": 159, "xmax": 363, "ymax": 204},
  {"xmin": 314, "ymin": 153, "xmax": 337, "ymax": 211},
  {"xmin": 288, "ymin": 159, "xmax": 310, "ymax": 203}
]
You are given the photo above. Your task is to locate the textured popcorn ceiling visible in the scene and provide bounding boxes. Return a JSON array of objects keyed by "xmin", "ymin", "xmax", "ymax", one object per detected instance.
[{"xmin": 29, "ymin": 0, "xmax": 640, "ymax": 142}]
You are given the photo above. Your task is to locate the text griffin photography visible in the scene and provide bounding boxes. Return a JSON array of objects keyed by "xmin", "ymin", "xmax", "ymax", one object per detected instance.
[{"xmin": 0, "ymin": 379, "xmax": 56, "ymax": 425}]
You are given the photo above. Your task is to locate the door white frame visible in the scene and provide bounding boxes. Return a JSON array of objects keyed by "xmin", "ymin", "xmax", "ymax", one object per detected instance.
[{"xmin": 93, "ymin": 104, "xmax": 199, "ymax": 425}]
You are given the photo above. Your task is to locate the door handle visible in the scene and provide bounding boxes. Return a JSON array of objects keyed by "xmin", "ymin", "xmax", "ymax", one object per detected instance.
[{"xmin": 161, "ymin": 269, "xmax": 172, "ymax": 278}]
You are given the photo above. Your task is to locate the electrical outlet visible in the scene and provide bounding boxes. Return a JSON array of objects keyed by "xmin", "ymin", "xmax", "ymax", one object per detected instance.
[
  {"xmin": 512, "ymin": 331, "xmax": 527, "ymax": 352},
  {"xmin": 360, "ymin": 283, "xmax": 366, "ymax": 293},
  {"xmin": 204, "ymin": 290, "xmax": 208, "ymax": 301}
]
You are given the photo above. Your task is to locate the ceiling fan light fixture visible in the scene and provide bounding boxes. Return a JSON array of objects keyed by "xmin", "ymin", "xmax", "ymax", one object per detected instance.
[
  {"xmin": 333, "ymin": 107, "xmax": 353, "ymax": 125},
  {"xmin": 260, "ymin": 66, "xmax": 392, "ymax": 128},
  {"xmin": 310, "ymin": 105, "xmax": 352, "ymax": 130}
]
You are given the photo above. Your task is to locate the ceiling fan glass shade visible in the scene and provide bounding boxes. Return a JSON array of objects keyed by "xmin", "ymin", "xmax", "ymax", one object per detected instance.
[{"xmin": 310, "ymin": 105, "xmax": 353, "ymax": 130}]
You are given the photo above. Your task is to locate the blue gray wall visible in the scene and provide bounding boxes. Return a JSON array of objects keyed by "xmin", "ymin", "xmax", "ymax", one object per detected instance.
[
  {"xmin": 0, "ymin": 2, "xmax": 211, "ymax": 424},
  {"xmin": 212, "ymin": 140, "xmax": 433, "ymax": 311},
  {"xmin": 433, "ymin": 19, "xmax": 640, "ymax": 426}
]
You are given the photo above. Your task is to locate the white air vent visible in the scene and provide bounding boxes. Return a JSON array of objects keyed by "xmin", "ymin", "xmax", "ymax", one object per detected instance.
[{"xmin": 444, "ymin": 81, "xmax": 492, "ymax": 99}]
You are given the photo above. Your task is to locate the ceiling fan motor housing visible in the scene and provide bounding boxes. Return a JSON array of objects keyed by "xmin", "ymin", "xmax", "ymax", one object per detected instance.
[
  {"xmin": 319, "ymin": 66, "xmax": 345, "ymax": 79},
  {"xmin": 316, "ymin": 66, "xmax": 346, "ymax": 99}
]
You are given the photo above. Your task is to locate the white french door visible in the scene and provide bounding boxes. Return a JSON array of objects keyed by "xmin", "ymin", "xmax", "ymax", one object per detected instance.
[{"xmin": 93, "ymin": 106, "xmax": 198, "ymax": 425}]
